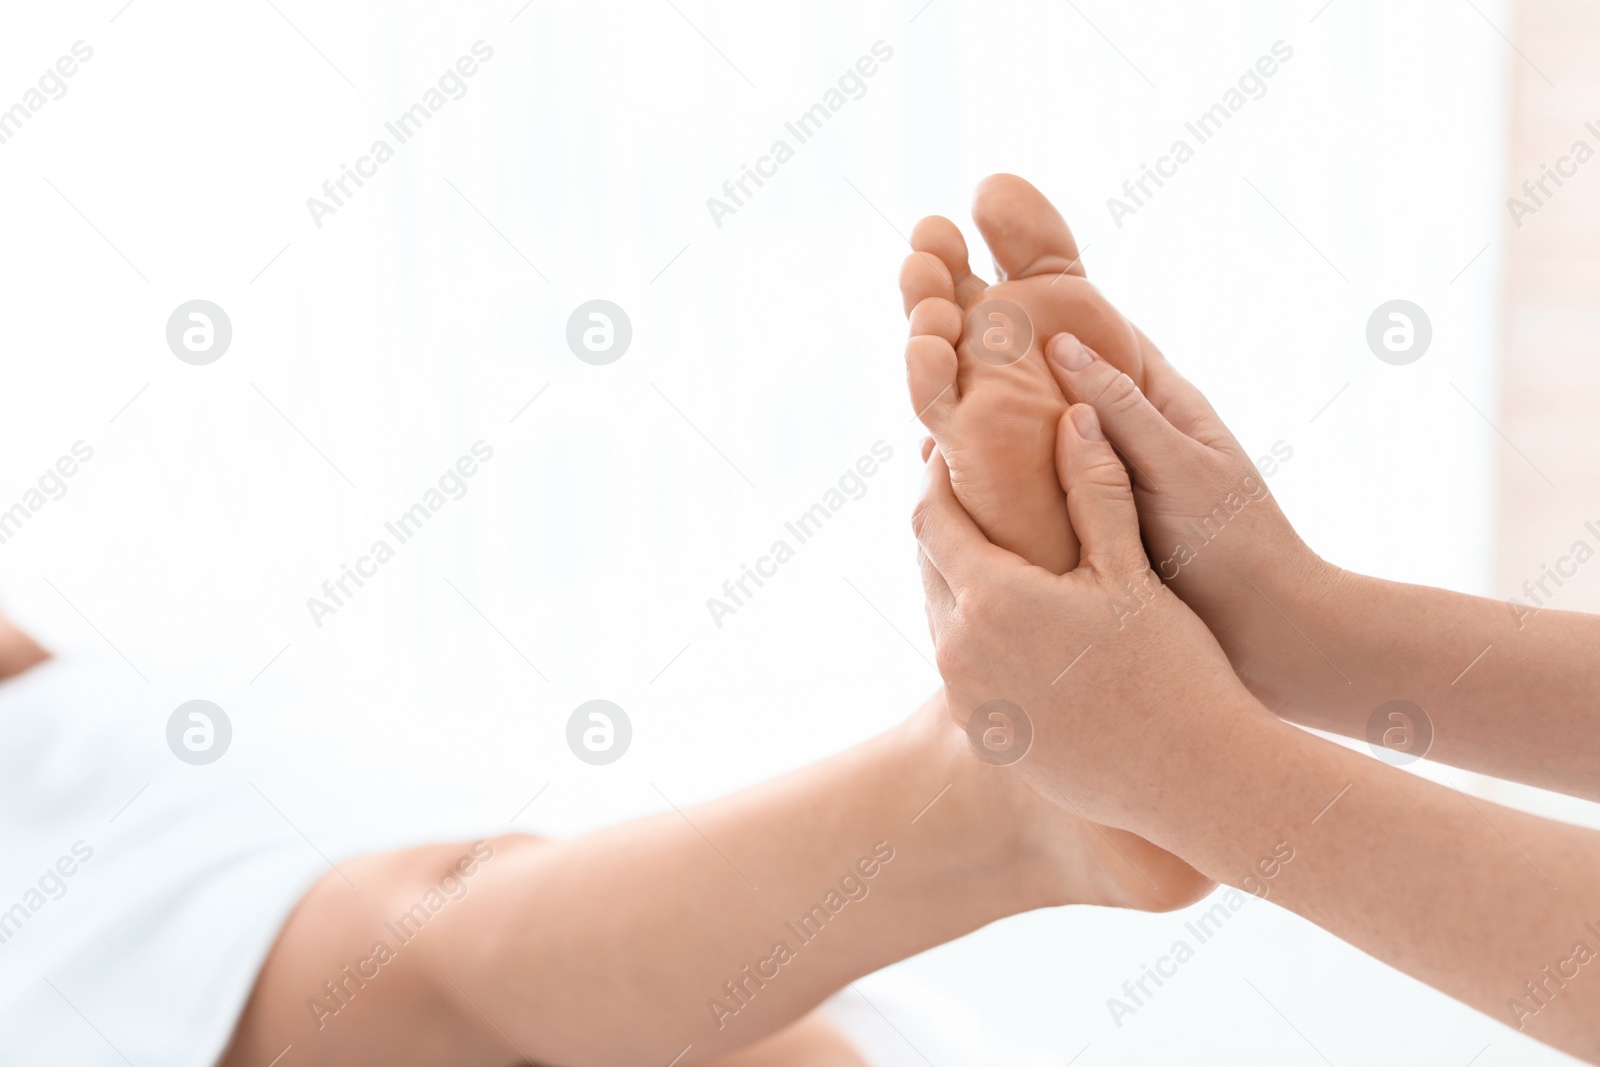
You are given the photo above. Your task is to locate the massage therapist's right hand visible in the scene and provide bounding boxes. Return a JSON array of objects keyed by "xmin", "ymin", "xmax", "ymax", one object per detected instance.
[{"xmin": 1043, "ymin": 331, "xmax": 1343, "ymax": 710}]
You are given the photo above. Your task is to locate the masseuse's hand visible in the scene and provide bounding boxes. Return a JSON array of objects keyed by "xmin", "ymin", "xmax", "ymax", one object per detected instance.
[
  {"xmin": 923, "ymin": 411, "xmax": 1600, "ymax": 1063},
  {"xmin": 914, "ymin": 404, "xmax": 1268, "ymax": 837},
  {"xmin": 1042, "ymin": 332, "xmax": 1337, "ymax": 710},
  {"xmin": 1045, "ymin": 328, "xmax": 1600, "ymax": 802}
]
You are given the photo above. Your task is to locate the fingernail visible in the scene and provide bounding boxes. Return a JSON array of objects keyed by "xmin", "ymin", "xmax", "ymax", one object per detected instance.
[
  {"xmin": 1052, "ymin": 334, "xmax": 1093, "ymax": 371},
  {"xmin": 1071, "ymin": 405, "xmax": 1103, "ymax": 441}
]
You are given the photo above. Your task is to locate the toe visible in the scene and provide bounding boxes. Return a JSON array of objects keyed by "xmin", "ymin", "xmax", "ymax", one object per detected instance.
[
  {"xmin": 909, "ymin": 296, "xmax": 962, "ymax": 347},
  {"xmin": 971, "ymin": 174, "xmax": 1087, "ymax": 282},
  {"xmin": 899, "ymin": 251, "xmax": 955, "ymax": 317},
  {"xmin": 911, "ymin": 215, "xmax": 987, "ymax": 309},
  {"xmin": 905, "ymin": 335, "xmax": 959, "ymax": 430}
]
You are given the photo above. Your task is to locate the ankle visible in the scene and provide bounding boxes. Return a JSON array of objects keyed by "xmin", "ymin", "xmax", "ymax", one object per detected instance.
[{"xmin": 899, "ymin": 693, "xmax": 1063, "ymax": 909}]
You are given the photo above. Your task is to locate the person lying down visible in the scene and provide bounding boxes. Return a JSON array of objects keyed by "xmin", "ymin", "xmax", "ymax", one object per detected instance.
[
  {"xmin": 0, "ymin": 178, "xmax": 1206, "ymax": 1067},
  {"xmin": 10, "ymin": 175, "xmax": 1600, "ymax": 1065}
]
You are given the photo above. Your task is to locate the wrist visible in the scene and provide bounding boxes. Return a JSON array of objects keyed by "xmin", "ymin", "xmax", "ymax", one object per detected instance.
[
  {"xmin": 1229, "ymin": 547, "xmax": 1353, "ymax": 715},
  {"xmin": 1140, "ymin": 705, "xmax": 1333, "ymax": 885}
]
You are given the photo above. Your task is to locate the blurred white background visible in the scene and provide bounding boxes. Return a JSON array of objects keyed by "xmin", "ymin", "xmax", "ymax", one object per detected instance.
[{"xmin": 0, "ymin": 0, "xmax": 1589, "ymax": 1063}]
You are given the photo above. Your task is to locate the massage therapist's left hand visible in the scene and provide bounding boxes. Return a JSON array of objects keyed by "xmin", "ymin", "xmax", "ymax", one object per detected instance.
[{"xmin": 914, "ymin": 403, "xmax": 1278, "ymax": 840}]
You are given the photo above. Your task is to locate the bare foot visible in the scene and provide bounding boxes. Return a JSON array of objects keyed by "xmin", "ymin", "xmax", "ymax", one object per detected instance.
[
  {"xmin": 912, "ymin": 694, "xmax": 1211, "ymax": 914},
  {"xmin": 899, "ymin": 178, "xmax": 1211, "ymax": 912},
  {"xmin": 899, "ymin": 174, "xmax": 1147, "ymax": 575}
]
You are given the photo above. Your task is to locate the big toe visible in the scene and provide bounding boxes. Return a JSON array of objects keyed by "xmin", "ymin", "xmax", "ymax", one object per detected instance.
[{"xmin": 971, "ymin": 174, "xmax": 1087, "ymax": 282}]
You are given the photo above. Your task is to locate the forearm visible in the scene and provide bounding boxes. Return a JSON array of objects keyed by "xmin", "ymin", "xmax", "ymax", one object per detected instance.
[
  {"xmin": 1238, "ymin": 565, "xmax": 1600, "ymax": 798},
  {"xmin": 1153, "ymin": 709, "xmax": 1600, "ymax": 1062}
]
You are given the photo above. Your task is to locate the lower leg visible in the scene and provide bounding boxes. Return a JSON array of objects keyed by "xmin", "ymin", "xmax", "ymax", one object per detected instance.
[{"xmin": 224, "ymin": 696, "xmax": 1128, "ymax": 1066}]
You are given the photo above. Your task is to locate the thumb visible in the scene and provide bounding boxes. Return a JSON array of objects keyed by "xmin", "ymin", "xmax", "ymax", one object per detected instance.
[
  {"xmin": 1056, "ymin": 404, "xmax": 1149, "ymax": 575},
  {"xmin": 1046, "ymin": 333, "xmax": 1194, "ymax": 490},
  {"xmin": 912, "ymin": 447, "xmax": 1014, "ymax": 592}
]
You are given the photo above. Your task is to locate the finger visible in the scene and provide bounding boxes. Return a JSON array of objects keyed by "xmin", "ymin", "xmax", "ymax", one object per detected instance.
[
  {"xmin": 1045, "ymin": 333, "xmax": 1196, "ymax": 488},
  {"xmin": 1055, "ymin": 404, "xmax": 1148, "ymax": 574},
  {"xmin": 920, "ymin": 436, "xmax": 935, "ymax": 463},
  {"xmin": 911, "ymin": 448, "xmax": 1015, "ymax": 591},
  {"xmin": 917, "ymin": 544, "xmax": 955, "ymax": 635},
  {"xmin": 1134, "ymin": 327, "xmax": 1241, "ymax": 452}
]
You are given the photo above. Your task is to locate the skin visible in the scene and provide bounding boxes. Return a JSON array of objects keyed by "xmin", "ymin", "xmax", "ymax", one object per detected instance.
[
  {"xmin": 0, "ymin": 605, "xmax": 1196, "ymax": 1067},
  {"xmin": 897, "ymin": 173, "xmax": 1208, "ymax": 910},
  {"xmin": 914, "ymin": 418, "xmax": 1600, "ymax": 1063},
  {"xmin": 908, "ymin": 178, "xmax": 1600, "ymax": 1061},
  {"xmin": 937, "ymin": 179, "xmax": 1600, "ymax": 798},
  {"xmin": 0, "ymin": 176, "xmax": 1207, "ymax": 1066},
  {"xmin": 0, "ymin": 178, "xmax": 1211, "ymax": 1065},
  {"xmin": 1042, "ymin": 326, "xmax": 1600, "ymax": 800},
  {"xmin": 897, "ymin": 174, "xmax": 1148, "ymax": 576},
  {"xmin": 0, "ymin": 610, "xmax": 49, "ymax": 681},
  {"xmin": 212, "ymin": 178, "xmax": 1206, "ymax": 1065},
  {"xmin": 215, "ymin": 694, "xmax": 1208, "ymax": 1067}
]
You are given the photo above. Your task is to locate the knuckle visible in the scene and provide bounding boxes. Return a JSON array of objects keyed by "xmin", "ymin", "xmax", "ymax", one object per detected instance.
[
  {"xmin": 956, "ymin": 585, "xmax": 999, "ymax": 628},
  {"xmin": 1095, "ymin": 371, "xmax": 1144, "ymax": 414},
  {"xmin": 933, "ymin": 637, "xmax": 967, "ymax": 681},
  {"xmin": 1079, "ymin": 453, "xmax": 1133, "ymax": 494}
]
